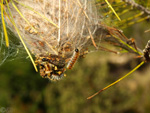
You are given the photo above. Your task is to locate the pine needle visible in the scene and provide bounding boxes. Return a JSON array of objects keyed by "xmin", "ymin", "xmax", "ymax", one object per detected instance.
[
  {"xmin": 6, "ymin": 1, "xmax": 38, "ymax": 72},
  {"xmin": 104, "ymin": 0, "xmax": 121, "ymax": 21},
  {"xmin": 111, "ymin": 34, "xmax": 142, "ymax": 55},
  {"xmin": 87, "ymin": 61, "xmax": 145, "ymax": 99},
  {"xmin": 0, "ymin": 1, "xmax": 9, "ymax": 47}
]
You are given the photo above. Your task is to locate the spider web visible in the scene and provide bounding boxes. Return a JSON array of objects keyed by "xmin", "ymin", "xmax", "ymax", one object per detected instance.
[
  {"xmin": 1, "ymin": 0, "xmax": 149, "ymax": 66},
  {"xmin": 0, "ymin": 20, "xmax": 26, "ymax": 65}
]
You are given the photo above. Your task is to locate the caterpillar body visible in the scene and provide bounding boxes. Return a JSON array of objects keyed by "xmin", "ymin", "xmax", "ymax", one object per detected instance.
[{"xmin": 67, "ymin": 49, "xmax": 80, "ymax": 69}]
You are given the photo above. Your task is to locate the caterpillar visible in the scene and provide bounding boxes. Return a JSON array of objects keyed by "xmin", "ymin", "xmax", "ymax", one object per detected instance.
[{"xmin": 67, "ymin": 49, "xmax": 80, "ymax": 70}]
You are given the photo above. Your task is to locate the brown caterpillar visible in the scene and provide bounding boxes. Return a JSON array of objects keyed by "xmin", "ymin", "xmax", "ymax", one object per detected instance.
[{"xmin": 67, "ymin": 49, "xmax": 80, "ymax": 70}]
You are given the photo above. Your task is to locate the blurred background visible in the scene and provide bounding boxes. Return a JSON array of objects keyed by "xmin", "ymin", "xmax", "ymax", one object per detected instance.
[{"xmin": 0, "ymin": 0, "xmax": 150, "ymax": 113}]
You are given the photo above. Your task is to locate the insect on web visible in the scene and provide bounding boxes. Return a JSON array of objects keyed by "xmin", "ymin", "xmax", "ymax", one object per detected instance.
[{"xmin": 2, "ymin": 0, "xmax": 101, "ymax": 80}]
